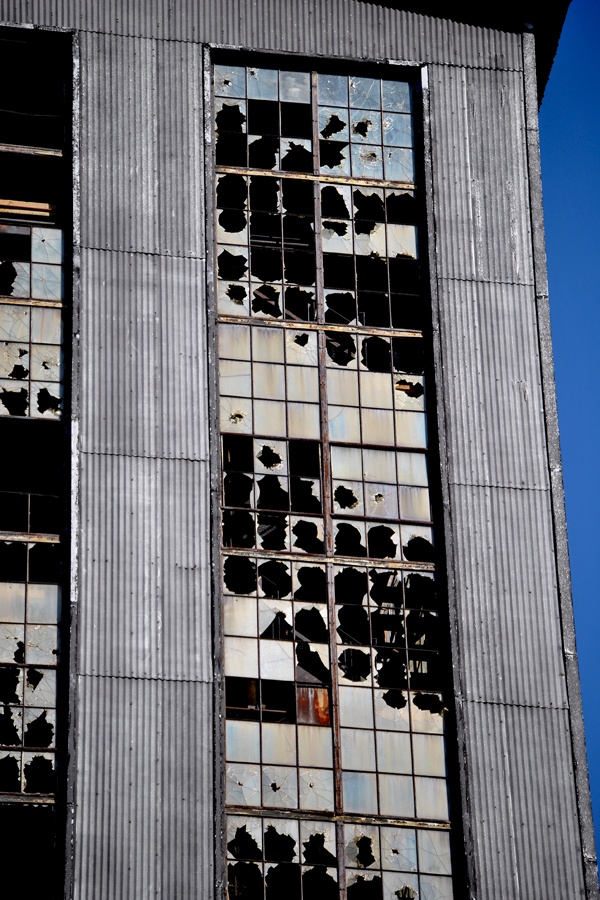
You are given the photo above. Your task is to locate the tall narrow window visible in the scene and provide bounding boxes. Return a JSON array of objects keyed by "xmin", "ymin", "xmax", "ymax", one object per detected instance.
[
  {"xmin": 0, "ymin": 28, "xmax": 70, "ymax": 894},
  {"xmin": 214, "ymin": 58, "xmax": 455, "ymax": 899}
]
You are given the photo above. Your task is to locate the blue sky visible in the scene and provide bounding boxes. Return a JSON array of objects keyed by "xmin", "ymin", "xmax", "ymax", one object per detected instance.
[{"xmin": 539, "ymin": 0, "xmax": 600, "ymax": 847}]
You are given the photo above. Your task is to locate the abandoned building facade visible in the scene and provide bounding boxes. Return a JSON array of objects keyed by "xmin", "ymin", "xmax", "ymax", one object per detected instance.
[{"xmin": 0, "ymin": 2, "xmax": 596, "ymax": 898}]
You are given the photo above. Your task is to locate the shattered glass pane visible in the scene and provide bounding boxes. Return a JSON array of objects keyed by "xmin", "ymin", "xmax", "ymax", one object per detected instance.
[
  {"xmin": 2, "ymin": 262, "xmax": 30, "ymax": 298},
  {"xmin": 0, "ymin": 341, "xmax": 28, "ymax": 379},
  {"xmin": 0, "ymin": 305, "xmax": 29, "ymax": 341},
  {"xmin": 374, "ymin": 689, "xmax": 411, "ymax": 731},
  {"xmin": 24, "ymin": 667, "xmax": 56, "ymax": 708},
  {"xmin": 394, "ymin": 377, "xmax": 425, "ymax": 412},
  {"xmin": 387, "ymin": 224, "xmax": 417, "ymax": 259},
  {"xmin": 351, "ymin": 110, "xmax": 382, "ymax": 144},
  {"xmin": 23, "ymin": 707, "xmax": 55, "ymax": 748},
  {"xmin": 333, "ymin": 480, "xmax": 364, "ymax": 516},
  {"xmin": 419, "ymin": 874, "xmax": 454, "ymax": 900},
  {"xmin": 383, "ymin": 112, "xmax": 413, "ymax": 148},
  {"xmin": 248, "ymin": 67, "xmax": 278, "ymax": 100},
  {"xmin": 319, "ymin": 106, "xmax": 349, "ymax": 141},
  {"xmin": 262, "ymin": 765, "xmax": 298, "ymax": 808},
  {"xmin": 220, "ymin": 396, "xmax": 253, "ymax": 434},
  {"xmin": 217, "ymin": 281, "xmax": 250, "ymax": 316},
  {"xmin": 31, "ymin": 264, "xmax": 62, "ymax": 301},
  {"xmin": 318, "ymin": 74, "xmax": 349, "ymax": 107},
  {"xmin": 417, "ymin": 829, "xmax": 452, "ymax": 876},
  {"xmin": 215, "ymin": 64, "xmax": 246, "ymax": 98},
  {"xmin": 352, "ymin": 144, "xmax": 383, "ymax": 180},
  {"xmin": 349, "ymin": 76, "xmax": 381, "ymax": 110},
  {"xmin": 30, "ymin": 381, "xmax": 62, "ymax": 418},
  {"xmin": 22, "ymin": 751, "xmax": 55, "ymax": 793},
  {"xmin": 382, "ymin": 80, "xmax": 411, "ymax": 113},
  {"xmin": 29, "ymin": 344, "xmax": 61, "ymax": 382},
  {"xmin": 259, "ymin": 639, "xmax": 295, "ymax": 681},
  {"xmin": 384, "ymin": 871, "xmax": 419, "ymax": 898},
  {"xmin": 384, "ymin": 147, "xmax": 414, "ymax": 184},
  {"xmin": 226, "ymin": 762, "xmax": 262, "ymax": 806},
  {"xmin": 31, "ymin": 228, "xmax": 63, "ymax": 264},
  {"xmin": 226, "ymin": 814, "xmax": 263, "ymax": 858},
  {"xmin": 380, "ymin": 826, "xmax": 417, "ymax": 872},
  {"xmin": 299, "ymin": 768, "xmax": 334, "ymax": 811},
  {"xmin": 22, "ymin": 620, "xmax": 55, "ymax": 667},
  {"xmin": 285, "ymin": 329, "xmax": 318, "ymax": 366},
  {"xmin": 344, "ymin": 822, "xmax": 380, "ymax": 868},
  {"xmin": 301, "ymin": 818, "xmax": 336, "ymax": 859}
]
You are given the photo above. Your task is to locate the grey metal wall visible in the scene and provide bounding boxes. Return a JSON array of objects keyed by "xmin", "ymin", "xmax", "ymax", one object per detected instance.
[
  {"xmin": 428, "ymin": 55, "xmax": 595, "ymax": 897},
  {"xmin": 75, "ymin": 32, "xmax": 213, "ymax": 900},
  {"xmin": 0, "ymin": 1, "xmax": 594, "ymax": 897}
]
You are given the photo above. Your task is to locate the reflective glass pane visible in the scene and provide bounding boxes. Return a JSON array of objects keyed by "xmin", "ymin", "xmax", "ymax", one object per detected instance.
[
  {"xmin": 280, "ymin": 70, "xmax": 311, "ymax": 103},
  {"xmin": 378, "ymin": 773, "xmax": 414, "ymax": 817},
  {"xmin": 342, "ymin": 770, "xmax": 377, "ymax": 814},
  {"xmin": 248, "ymin": 67, "xmax": 278, "ymax": 100},
  {"xmin": 318, "ymin": 74, "xmax": 349, "ymax": 107}
]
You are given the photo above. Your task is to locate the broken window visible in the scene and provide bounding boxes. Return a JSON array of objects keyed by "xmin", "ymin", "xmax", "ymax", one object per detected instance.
[
  {"xmin": 0, "ymin": 31, "xmax": 69, "ymax": 895},
  {"xmin": 215, "ymin": 56, "xmax": 454, "ymax": 899}
]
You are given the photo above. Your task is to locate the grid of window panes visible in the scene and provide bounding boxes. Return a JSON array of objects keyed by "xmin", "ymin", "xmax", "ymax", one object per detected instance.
[
  {"xmin": 216, "ymin": 61, "xmax": 453, "ymax": 900},
  {"xmin": 0, "ymin": 540, "xmax": 60, "ymax": 795},
  {"xmin": 0, "ymin": 225, "xmax": 64, "ymax": 419}
]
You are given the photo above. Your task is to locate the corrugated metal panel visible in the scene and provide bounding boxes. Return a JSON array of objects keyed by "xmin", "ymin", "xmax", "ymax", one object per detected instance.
[
  {"xmin": 450, "ymin": 483, "xmax": 567, "ymax": 709},
  {"xmin": 6, "ymin": 0, "xmax": 522, "ymax": 70},
  {"xmin": 74, "ymin": 674, "xmax": 214, "ymax": 900},
  {"xmin": 463, "ymin": 700, "xmax": 584, "ymax": 898},
  {"xmin": 79, "ymin": 249, "xmax": 208, "ymax": 460},
  {"xmin": 80, "ymin": 33, "xmax": 204, "ymax": 257},
  {"xmin": 439, "ymin": 279, "xmax": 550, "ymax": 490},
  {"xmin": 430, "ymin": 64, "xmax": 534, "ymax": 284},
  {"xmin": 78, "ymin": 453, "xmax": 212, "ymax": 681}
]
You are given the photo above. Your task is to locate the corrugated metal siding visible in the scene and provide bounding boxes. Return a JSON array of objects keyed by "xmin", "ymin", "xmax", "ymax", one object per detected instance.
[
  {"xmin": 78, "ymin": 452, "xmax": 212, "ymax": 681},
  {"xmin": 4, "ymin": 0, "xmax": 522, "ymax": 69},
  {"xmin": 450, "ymin": 483, "xmax": 567, "ymax": 708},
  {"xmin": 463, "ymin": 700, "xmax": 585, "ymax": 898},
  {"xmin": 430, "ymin": 64, "xmax": 534, "ymax": 285},
  {"xmin": 79, "ymin": 249, "xmax": 208, "ymax": 460},
  {"xmin": 439, "ymin": 279, "xmax": 549, "ymax": 490},
  {"xmin": 74, "ymin": 674, "xmax": 214, "ymax": 900},
  {"xmin": 80, "ymin": 33, "xmax": 205, "ymax": 257}
]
